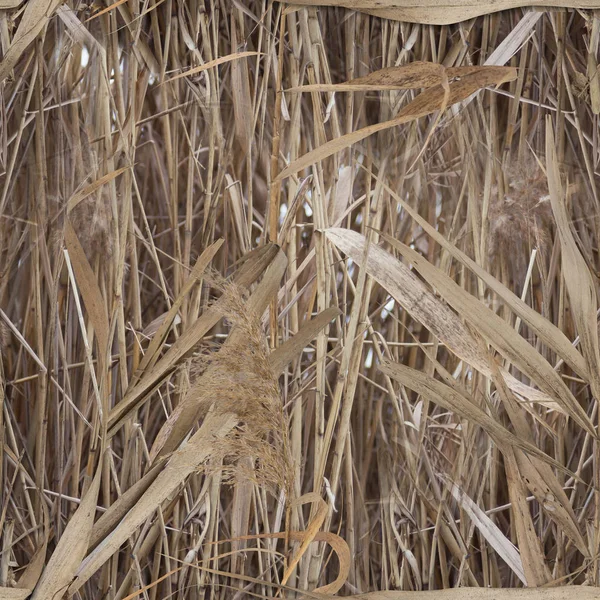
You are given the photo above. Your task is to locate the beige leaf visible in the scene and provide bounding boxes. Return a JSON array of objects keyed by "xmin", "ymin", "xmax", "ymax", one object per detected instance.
[
  {"xmin": 448, "ymin": 480, "xmax": 527, "ymax": 585},
  {"xmin": 379, "ymin": 360, "xmax": 567, "ymax": 471},
  {"xmin": 66, "ymin": 167, "xmax": 131, "ymax": 215},
  {"xmin": 0, "ymin": 0, "xmax": 63, "ymax": 83},
  {"xmin": 325, "ymin": 228, "xmax": 565, "ymax": 413},
  {"xmin": 276, "ymin": 67, "xmax": 516, "ymax": 181},
  {"xmin": 372, "ymin": 231, "xmax": 594, "ymax": 435},
  {"xmin": 164, "ymin": 51, "xmax": 260, "ymax": 84},
  {"xmin": 279, "ymin": 0, "xmax": 600, "ymax": 26},
  {"xmin": 88, "ymin": 459, "xmax": 166, "ymax": 551},
  {"xmin": 334, "ymin": 586, "xmax": 600, "ymax": 599},
  {"xmin": 269, "ymin": 307, "xmax": 340, "ymax": 375},
  {"xmin": 546, "ymin": 117, "xmax": 600, "ymax": 408},
  {"xmin": 69, "ymin": 410, "xmax": 239, "ymax": 595},
  {"xmin": 370, "ymin": 179, "xmax": 588, "ymax": 380},
  {"xmin": 0, "ymin": 589, "xmax": 31, "ymax": 600},
  {"xmin": 31, "ymin": 463, "xmax": 102, "ymax": 600},
  {"xmin": 487, "ymin": 353, "xmax": 589, "ymax": 557},
  {"xmin": 503, "ymin": 449, "xmax": 552, "ymax": 586},
  {"xmin": 286, "ymin": 62, "xmax": 446, "ymax": 92},
  {"xmin": 108, "ymin": 243, "xmax": 281, "ymax": 437},
  {"xmin": 64, "ymin": 222, "xmax": 109, "ymax": 368},
  {"xmin": 132, "ymin": 238, "xmax": 223, "ymax": 382}
]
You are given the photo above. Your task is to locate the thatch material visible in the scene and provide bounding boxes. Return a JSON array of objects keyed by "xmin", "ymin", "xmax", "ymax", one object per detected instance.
[{"xmin": 1, "ymin": 1, "xmax": 600, "ymax": 599}]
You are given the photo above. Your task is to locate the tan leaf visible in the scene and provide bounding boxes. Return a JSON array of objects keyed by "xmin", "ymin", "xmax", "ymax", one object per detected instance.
[
  {"xmin": 0, "ymin": 0, "xmax": 63, "ymax": 83},
  {"xmin": 279, "ymin": 0, "xmax": 600, "ymax": 26},
  {"xmin": 69, "ymin": 411, "xmax": 239, "ymax": 595},
  {"xmin": 326, "ymin": 228, "xmax": 565, "ymax": 414},
  {"xmin": 277, "ymin": 66, "xmax": 516, "ymax": 181},
  {"xmin": 31, "ymin": 463, "xmax": 102, "ymax": 600},
  {"xmin": 107, "ymin": 243, "xmax": 281, "ymax": 437},
  {"xmin": 133, "ymin": 238, "xmax": 224, "ymax": 382},
  {"xmin": 546, "ymin": 117, "xmax": 600, "ymax": 407},
  {"xmin": 164, "ymin": 51, "xmax": 260, "ymax": 84},
  {"xmin": 448, "ymin": 480, "xmax": 527, "ymax": 585},
  {"xmin": 64, "ymin": 222, "xmax": 109, "ymax": 368},
  {"xmin": 369, "ymin": 178, "xmax": 588, "ymax": 380},
  {"xmin": 373, "ymin": 231, "xmax": 594, "ymax": 435},
  {"xmin": 379, "ymin": 360, "xmax": 568, "ymax": 472},
  {"xmin": 268, "ymin": 307, "xmax": 340, "ymax": 375}
]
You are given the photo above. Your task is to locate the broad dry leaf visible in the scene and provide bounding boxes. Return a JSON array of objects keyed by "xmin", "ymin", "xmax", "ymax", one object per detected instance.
[
  {"xmin": 331, "ymin": 166, "xmax": 353, "ymax": 225},
  {"xmin": 108, "ymin": 243, "xmax": 281, "ymax": 437},
  {"xmin": 0, "ymin": 0, "xmax": 63, "ymax": 83},
  {"xmin": 281, "ymin": 493, "xmax": 329, "ymax": 586},
  {"xmin": 269, "ymin": 307, "xmax": 341, "ymax": 375},
  {"xmin": 326, "ymin": 228, "xmax": 565, "ymax": 413},
  {"xmin": 372, "ymin": 182, "xmax": 589, "ymax": 380},
  {"xmin": 487, "ymin": 353, "xmax": 589, "ymax": 557},
  {"xmin": 378, "ymin": 360, "xmax": 567, "ymax": 471},
  {"xmin": 88, "ymin": 459, "xmax": 166, "ymax": 550},
  {"xmin": 64, "ymin": 221, "xmax": 109, "ymax": 366},
  {"xmin": 448, "ymin": 480, "xmax": 527, "ymax": 585},
  {"xmin": 66, "ymin": 167, "xmax": 131, "ymax": 214},
  {"xmin": 286, "ymin": 62, "xmax": 446, "ymax": 92},
  {"xmin": 336, "ymin": 587, "xmax": 600, "ymax": 599},
  {"xmin": 377, "ymin": 233, "xmax": 595, "ymax": 435},
  {"xmin": 16, "ymin": 500, "xmax": 49, "ymax": 591},
  {"xmin": 546, "ymin": 117, "xmax": 600, "ymax": 406},
  {"xmin": 133, "ymin": 238, "xmax": 224, "ymax": 381},
  {"xmin": 515, "ymin": 451, "xmax": 589, "ymax": 556},
  {"xmin": 31, "ymin": 463, "xmax": 102, "ymax": 600},
  {"xmin": 280, "ymin": 0, "xmax": 600, "ymax": 26},
  {"xmin": 164, "ymin": 51, "xmax": 260, "ymax": 83},
  {"xmin": 70, "ymin": 410, "xmax": 239, "ymax": 594},
  {"xmin": 276, "ymin": 66, "xmax": 516, "ymax": 181},
  {"xmin": 288, "ymin": 64, "xmax": 521, "ymax": 93},
  {"xmin": 503, "ymin": 449, "xmax": 552, "ymax": 586},
  {"xmin": 0, "ymin": 589, "xmax": 30, "ymax": 600}
]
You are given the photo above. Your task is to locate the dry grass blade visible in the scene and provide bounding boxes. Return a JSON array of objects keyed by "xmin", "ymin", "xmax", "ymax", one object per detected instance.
[
  {"xmin": 277, "ymin": 66, "xmax": 516, "ymax": 181},
  {"xmin": 132, "ymin": 238, "xmax": 224, "ymax": 382},
  {"xmin": 379, "ymin": 233, "xmax": 594, "ymax": 435},
  {"xmin": 64, "ymin": 222, "xmax": 109, "ymax": 366},
  {"xmin": 326, "ymin": 228, "xmax": 564, "ymax": 411},
  {"xmin": 31, "ymin": 462, "xmax": 102, "ymax": 600},
  {"xmin": 69, "ymin": 411, "xmax": 239, "ymax": 594},
  {"xmin": 0, "ymin": 589, "xmax": 31, "ymax": 600},
  {"xmin": 108, "ymin": 244, "xmax": 281, "ymax": 436},
  {"xmin": 503, "ymin": 448, "xmax": 552, "ymax": 586},
  {"xmin": 373, "ymin": 185, "xmax": 589, "ymax": 380},
  {"xmin": 4, "ymin": 2, "xmax": 600, "ymax": 597},
  {"xmin": 279, "ymin": 1, "xmax": 600, "ymax": 25},
  {"xmin": 337, "ymin": 588, "xmax": 600, "ymax": 599},
  {"xmin": 447, "ymin": 480, "xmax": 527, "ymax": 585},
  {"xmin": 378, "ymin": 360, "xmax": 567, "ymax": 470},
  {"xmin": 286, "ymin": 62, "xmax": 446, "ymax": 92},
  {"xmin": 164, "ymin": 51, "xmax": 261, "ymax": 83},
  {"xmin": 0, "ymin": 0, "xmax": 63, "ymax": 82},
  {"xmin": 488, "ymin": 354, "xmax": 589, "ymax": 557},
  {"xmin": 545, "ymin": 117, "xmax": 600, "ymax": 406},
  {"xmin": 269, "ymin": 307, "xmax": 341, "ymax": 375},
  {"xmin": 87, "ymin": 459, "xmax": 166, "ymax": 550},
  {"xmin": 66, "ymin": 166, "xmax": 132, "ymax": 214}
]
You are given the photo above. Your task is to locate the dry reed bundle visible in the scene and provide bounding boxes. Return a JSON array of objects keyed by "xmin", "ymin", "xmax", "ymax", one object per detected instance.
[{"xmin": 1, "ymin": 1, "xmax": 600, "ymax": 599}]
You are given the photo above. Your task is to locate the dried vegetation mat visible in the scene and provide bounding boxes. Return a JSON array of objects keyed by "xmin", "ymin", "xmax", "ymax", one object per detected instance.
[{"xmin": 2, "ymin": 1, "xmax": 600, "ymax": 599}]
